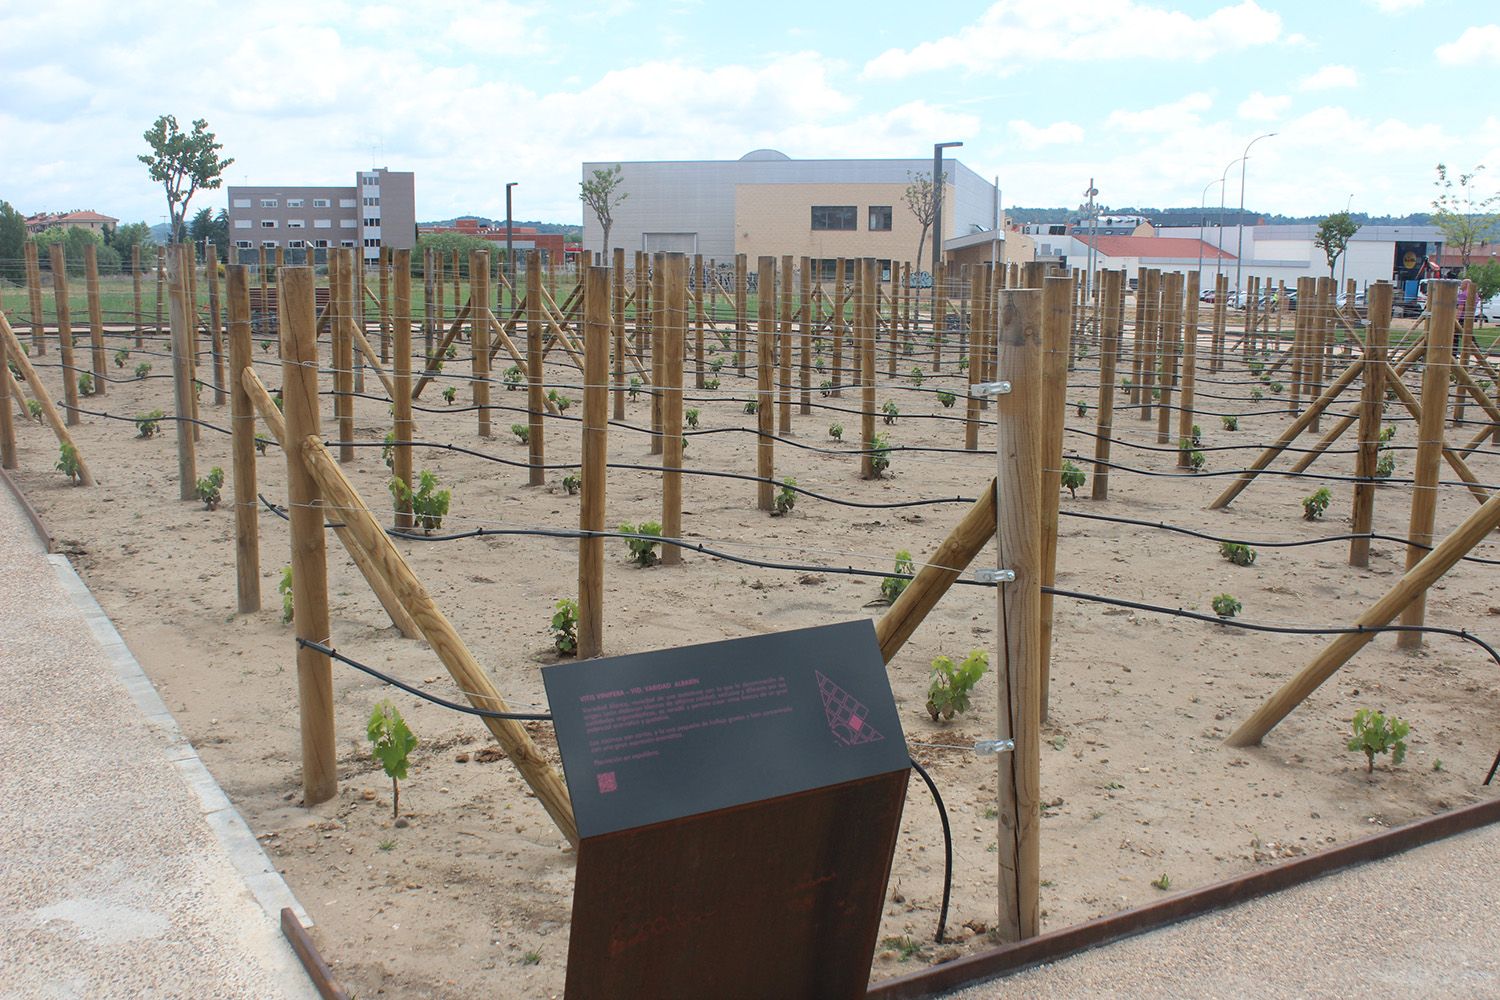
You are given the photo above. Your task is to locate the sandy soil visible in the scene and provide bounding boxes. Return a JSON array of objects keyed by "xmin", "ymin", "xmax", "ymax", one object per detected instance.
[{"xmin": 6, "ymin": 313, "xmax": 1500, "ymax": 999}]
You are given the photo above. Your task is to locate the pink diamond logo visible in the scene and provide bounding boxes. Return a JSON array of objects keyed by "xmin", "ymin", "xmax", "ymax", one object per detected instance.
[
  {"xmin": 816, "ymin": 671, "xmax": 884, "ymax": 747},
  {"xmin": 596, "ymin": 771, "xmax": 617, "ymax": 794}
]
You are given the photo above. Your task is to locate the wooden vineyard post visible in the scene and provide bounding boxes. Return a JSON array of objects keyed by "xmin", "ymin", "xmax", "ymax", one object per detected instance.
[
  {"xmin": 227, "ymin": 265, "xmax": 261, "ymax": 613},
  {"xmin": 185, "ymin": 245, "xmax": 202, "ymax": 441},
  {"xmin": 1037, "ymin": 275, "xmax": 1071, "ymax": 721},
  {"xmin": 661, "ymin": 254, "xmax": 686, "ymax": 566},
  {"xmin": 0, "ymin": 314, "xmax": 93, "ymax": 484},
  {"xmin": 932, "ymin": 259, "xmax": 944, "ymax": 372},
  {"xmin": 1155, "ymin": 271, "xmax": 1181, "ymax": 446},
  {"xmin": 1230, "ymin": 485, "xmax": 1500, "ymax": 748},
  {"xmin": 1177, "ymin": 271, "xmax": 1201, "ymax": 468},
  {"xmin": 755, "ymin": 256, "xmax": 775, "ymax": 510},
  {"xmin": 993, "ymin": 286, "xmax": 1043, "ymax": 943},
  {"xmin": 694, "ymin": 253, "xmax": 706, "ymax": 390},
  {"xmin": 332, "ymin": 249, "xmax": 354, "ymax": 463},
  {"xmin": 48, "ymin": 245, "xmax": 81, "ymax": 425},
  {"xmin": 155, "ymin": 246, "xmax": 166, "ymax": 341},
  {"xmin": 84, "ymin": 242, "xmax": 107, "ymax": 396},
  {"xmin": 207, "ymin": 247, "xmax": 227, "ymax": 405},
  {"xmin": 965, "ymin": 265, "xmax": 986, "ymax": 451},
  {"xmin": 1244, "ymin": 276, "xmax": 1260, "ymax": 359},
  {"xmin": 1350, "ymin": 282, "xmax": 1390, "ymax": 568},
  {"xmin": 1310, "ymin": 277, "xmax": 1332, "ymax": 433},
  {"xmin": 799, "ymin": 257, "xmax": 812, "ymax": 416},
  {"xmin": 378, "ymin": 249, "xmax": 391, "ymax": 363},
  {"xmin": 1139, "ymin": 269, "xmax": 1159, "ymax": 421},
  {"xmin": 471, "ymin": 249, "xmax": 492, "ymax": 438},
  {"xmin": 650, "ymin": 253, "xmax": 665, "ymax": 455},
  {"xmin": 166, "ymin": 247, "xmax": 198, "ymax": 499},
  {"xmin": 579, "ymin": 265, "xmax": 610, "ymax": 658},
  {"xmin": 735, "ymin": 253, "xmax": 748, "ymax": 376},
  {"xmin": 886, "ymin": 265, "xmax": 899, "ymax": 380},
  {"xmin": 1091, "ymin": 269, "xmax": 1123, "ymax": 499},
  {"xmin": 1210, "ymin": 272, "xmax": 1228, "ymax": 372},
  {"xmin": 423, "ymin": 248, "xmax": 437, "ymax": 362},
  {"xmin": 393, "ymin": 250, "xmax": 415, "ymax": 531},
  {"xmin": 25, "ymin": 241, "xmax": 46, "ymax": 355},
  {"xmin": 526, "ymin": 251, "xmax": 546, "ymax": 486},
  {"xmin": 612, "ymin": 248, "xmax": 626, "ymax": 421},
  {"xmin": 854, "ymin": 258, "xmax": 876, "ymax": 479},
  {"xmin": 1397, "ymin": 280, "xmax": 1458, "ymax": 649},
  {"xmin": 779, "ymin": 254, "xmax": 793, "ymax": 435},
  {"xmin": 1129, "ymin": 268, "xmax": 1146, "ymax": 404},
  {"xmin": 831, "ymin": 257, "xmax": 848, "ymax": 397},
  {"xmin": 0, "ymin": 325, "xmax": 14, "ymax": 469},
  {"xmin": 633, "ymin": 251, "xmax": 647, "ymax": 365},
  {"xmin": 277, "ymin": 266, "xmax": 337, "ymax": 807}
]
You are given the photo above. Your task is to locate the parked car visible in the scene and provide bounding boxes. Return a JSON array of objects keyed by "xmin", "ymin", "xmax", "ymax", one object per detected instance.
[{"xmin": 908, "ymin": 270, "xmax": 933, "ymax": 289}]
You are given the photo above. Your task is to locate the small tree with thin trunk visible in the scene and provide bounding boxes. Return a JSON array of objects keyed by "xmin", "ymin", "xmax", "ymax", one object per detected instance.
[
  {"xmin": 904, "ymin": 172, "xmax": 936, "ymax": 277},
  {"xmin": 1313, "ymin": 211, "xmax": 1359, "ymax": 277},
  {"xmin": 138, "ymin": 115, "xmax": 234, "ymax": 245},
  {"xmin": 1432, "ymin": 163, "xmax": 1499, "ymax": 275},
  {"xmin": 580, "ymin": 164, "xmax": 628, "ymax": 258}
]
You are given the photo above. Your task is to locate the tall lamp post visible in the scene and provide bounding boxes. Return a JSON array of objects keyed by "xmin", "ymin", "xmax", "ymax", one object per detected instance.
[
  {"xmin": 1233, "ymin": 131, "xmax": 1277, "ymax": 301},
  {"xmin": 1340, "ymin": 192, "xmax": 1354, "ymax": 288},
  {"xmin": 1083, "ymin": 179, "xmax": 1099, "ymax": 305},
  {"xmin": 1198, "ymin": 176, "xmax": 1223, "ymax": 288},
  {"xmin": 931, "ymin": 140, "xmax": 962, "ymax": 319},
  {"xmin": 505, "ymin": 181, "xmax": 518, "ymax": 305}
]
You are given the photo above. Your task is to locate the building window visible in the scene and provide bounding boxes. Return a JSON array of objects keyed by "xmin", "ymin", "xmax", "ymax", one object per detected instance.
[
  {"xmin": 363, "ymin": 217, "xmax": 380, "ymax": 227},
  {"xmin": 287, "ymin": 198, "xmax": 304, "ymax": 208},
  {"xmin": 233, "ymin": 219, "xmax": 251, "ymax": 229},
  {"xmin": 313, "ymin": 219, "xmax": 332, "ymax": 229},
  {"xmin": 259, "ymin": 198, "xmax": 278, "ymax": 208},
  {"xmin": 811, "ymin": 206, "xmax": 857, "ymax": 231},
  {"xmin": 340, "ymin": 239, "xmax": 356, "ymax": 248},
  {"xmin": 313, "ymin": 198, "xmax": 331, "ymax": 208},
  {"xmin": 261, "ymin": 240, "xmax": 278, "ymax": 248},
  {"xmin": 340, "ymin": 219, "xmax": 356, "ymax": 228},
  {"xmin": 234, "ymin": 240, "xmax": 252, "ymax": 249},
  {"xmin": 314, "ymin": 239, "xmax": 330, "ymax": 248},
  {"xmin": 363, "ymin": 174, "xmax": 379, "ymax": 186},
  {"xmin": 868, "ymin": 206, "xmax": 893, "ymax": 231},
  {"xmin": 232, "ymin": 198, "xmax": 250, "ymax": 208},
  {"xmin": 288, "ymin": 239, "xmax": 305, "ymax": 249},
  {"xmin": 339, "ymin": 198, "xmax": 356, "ymax": 208},
  {"xmin": 364, "ymin": 238, "xmax": 380, "ymax": 248},
  {"xmin": 260, "ymin": 220, "xmax": 277, "ymax": 228},
  {"xmin": 287, "ymin": 219, "xmax": 305, "ymax": 229},
  {"xmin": 362, "ymin": 196, "xmax": 380, "ymax": 207}
]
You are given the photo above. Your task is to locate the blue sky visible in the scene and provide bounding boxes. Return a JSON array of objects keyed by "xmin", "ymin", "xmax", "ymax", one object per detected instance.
[{"xmin": 1, "ymin": 0, "xmax": 1495, "ymax": 227}]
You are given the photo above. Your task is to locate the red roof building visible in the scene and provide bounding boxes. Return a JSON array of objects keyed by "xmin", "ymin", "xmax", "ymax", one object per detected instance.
[
  {"xmin": 1076, "ymin": 235, "xmax": 1235, "ymax": 261},
  {"xmin": 25, "ymin": 209, "xmax": 119, "ymax": 235}
]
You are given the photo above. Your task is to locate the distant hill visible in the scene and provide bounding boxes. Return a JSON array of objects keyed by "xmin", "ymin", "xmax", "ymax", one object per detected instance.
[
  {"xmin": 150, "ymin": 222, "xmax": 173, "ymax": 243},
  {"xmin": 421, "ymin": 217, "xmax": 582, "ymax": 241}
]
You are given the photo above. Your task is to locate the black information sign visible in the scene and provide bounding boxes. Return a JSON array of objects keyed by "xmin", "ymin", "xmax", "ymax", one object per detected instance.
[{"xmin": 543, "ymin": 619, "xmax": 908, "ymax": 838}]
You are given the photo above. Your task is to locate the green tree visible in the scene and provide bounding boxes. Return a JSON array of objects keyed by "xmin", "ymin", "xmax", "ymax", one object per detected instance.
[
  {"xmin": 110, "ymin": 222, "xmax": 157, "ymax": 272},
  {"xmin": 1470, "ymin": 259, "xmax": 1500, "ymax": 303},
  {"xmin": 1432, "ymin": 163, "xmax": 1500, "ymax": 274},
  {"xmin": 579, "ymin": 164, "xmax": 627, "ymax": 259},
  {"xmin": 903, "ymin": 171, "xmax": 937, "ymax": 277},
  {"xmin": 0, "ymin": 201, "xmax": 26, "ymax": 274},
  {"xmin": 414, "ymin": 232, "xmax": 498, "ymax": 276},
  {"xmin": 188, "ymin": 207, "xmax": 230, "ymax": 259},
  {"xmin": 32, "ymin": 226, "xmax": 119, "ymax": 276},
  {"xmin": 139, "ymin": 115, "xmax": 234, "ymax": 244},
  {"xmin": 1313, "ymin": 211, "xmax": 1359, "ymax": 277}
]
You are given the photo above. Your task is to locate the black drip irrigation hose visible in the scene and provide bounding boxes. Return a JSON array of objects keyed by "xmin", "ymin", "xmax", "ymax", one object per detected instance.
[{"xmin": 908, "ymin": 755, "xmax": 953, "ymax": 943}]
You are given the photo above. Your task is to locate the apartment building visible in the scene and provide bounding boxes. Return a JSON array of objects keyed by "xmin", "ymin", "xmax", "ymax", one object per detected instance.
[
  {"xmin": 580, "ymin": 150, "xmax": 1001, "ymax": 275},
  {"xmin": 225, "ymin": 168, "xmax": 415, "ymax": 264}
]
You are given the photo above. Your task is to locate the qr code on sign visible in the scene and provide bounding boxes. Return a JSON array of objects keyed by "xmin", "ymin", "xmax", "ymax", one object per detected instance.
[{"xmin": 596, "ymin": 771, "xmax": 618, "ymax": 794}]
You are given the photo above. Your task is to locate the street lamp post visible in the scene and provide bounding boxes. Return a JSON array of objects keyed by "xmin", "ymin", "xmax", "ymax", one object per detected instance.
[
  {"xmin": 505, "ymin": 181, "xmax": 518, "ymax": 305},
  {"xmin": 1341, "ymin": 192, "xmax": 1354, "ymax": 288},
  {"xmin": 1084, "ymin": 179, "xmax": 1099, "ymax": 306},
  {"xmin": 1198, "ymin": 177, "xmax": 1224, "ymax": 287},
  {"xmin": 1214, "ymin": 157, "xmax": 1242, "ymax": 294},
  {"xmin": 931, "ymin": 140, "xmax": 962, "ymax": 322},
  {"xmin": 1233, "ymin": 131, "xmax": 1277, "ymax": 301}
]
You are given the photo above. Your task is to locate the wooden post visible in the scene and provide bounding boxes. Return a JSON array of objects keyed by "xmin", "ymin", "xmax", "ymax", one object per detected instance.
[
  {"xmin": 1177, "ymin": 271, "xmax": 1200, "ymax": 468},
  {"xmin": 694, "ymin": 253, "xmax": 706, "ymax": 390},
  {"xmin": 331, "ymin": 249, "xmax": 354, "ymax": 463},
  {"xmin": 993, "ymin": 286, "xmax": 1042, "ymax": 943},
  {"xmin": 799, "ymin": 257, "xmax": 812, "ymax": 416},
  {"xmin": 423, "ymin": 248, "xmax": 436, "ymax": 362},
  {"xmin": 25, "ymin": 242, "xmax": 46, "ymax": 356},
  {"xmin": 166, "ymin": 247, "xmax": 198, "ymax": 499},
  {"xmin": 1310, "ymin": 277, "xmax": 1333, "ymax": 432},
  {"xmin": 612, "ymin": 248, "xmax": 626, "ymax": 421},
  {"xmin": 472, "ymin": 250, "xmax": 492, "ymax": 438},
  {"xmin": 964, "ymin": 265, "xmax": 985, "ymax": 451},
  {"xmin": 650, "ymin": 254, "xmax": 665, "ymax": 455},
  {"xmin": 1091, "ymin": 269, "xmax": 1123, "ymax": 499},
  {"xmin": 1397, "ymin": 280, "xmax": 1459, "ymax": 649},
  {"xmin": 1349, "ymin": 283, "xmax": 1389, "ymax": 568},
  {"xmin": 661, "ymin": 254, "xmax": 686, "ymax": 566},
  {"xmin": 0, "ymin": 314, "xmax": 93, "ymax": 484},
  {"xmin": 83, "ymin": 242, "xmax": 107, "ymax": 397},
  {"xmin": 779, "ymin": 254, "xmax": 793, "ymax": 435},
  {"xmin": 526, "ymin": 251, "xmax": 546, "ymax": 486},
  {"xmin": 1037, "ymin": 275, "xmax": 1070, "ymax": 722},
  {"xmin": 1230, "ymin": 484, "xmax": 1500, "ymax": 747},
  {"xmin": 1210, "ymin": 272, "xmax": 1227, "ymax": 372},
  {"xmin": 633, "ymin": 250, "xmax": 647, "ymax": 365},
  {"xmin": 48, "ymin": 245, "xmax": 81, "ymax": 425},
  {"xmin": 1129, "ymin": 268, "xmax": 1146, "ymax": 404},
  {"xmin": 393, "ymin": 250, "xmax": 415, "ymax": 531},
  {"xmin": 207, "ymin": 247, "xmax": 227, "ymax": 405},
  {"xmin": 279, "ymin": 266, "xmax": 337, "ymax": 806},
  {"xmin": 1139, "ymin": 269, "xmax": 1159, "ymax": 421},
  {"xmin": 155, "ymin": 246, "xmax": 167, "ymax": 342},
  {"xmin": 735, "ymin": 253, "xmax": 748, "ymax": 376},
  {"xmin": 579, "ymin": 265, "xmax": 610, "ymax": 657},
  {"xmin": 858, "ymin": 259, "xmax": 878, "ymax": 479},
  {"xmin": 755, "ymin": 256, "xmax": 776, "ymax": 509},
  {"xmin": 1244, "ymin": 275, "xmax": 1260, "ymax": 360},
  {"xmin": 933, "ymin": 259, "xmax": 945, "ymax": 372},
  {"xmin": 227, "ymin": 266, "xmax": 260, "ymax": 613},
  {"xmin": 185, "ymin": 245, "xmax": 202, "ymax": 442},
  {"xmin": 831, "ymin": 257, "xmax": 846, "ymax": 397},
  {"xmin": 1155, "ymin": 272, "xmax": 1181, "ymax": 445},
  {"xmin": 0, "ymin": 323, "xmax": 14, "ymax": 469}
]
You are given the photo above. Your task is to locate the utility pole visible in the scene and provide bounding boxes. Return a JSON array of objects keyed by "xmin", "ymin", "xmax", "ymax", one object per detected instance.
[
  {"xmin": 932, "ymin": 140, "xmax": 962, "ymax": 319},
  {"xmin": 1233, "ymin": 131, "xmax": 1277, "ymax": 302},
  {"xmin": 505, "ymin": 182, "xmax": 519, "ymax": 300}
]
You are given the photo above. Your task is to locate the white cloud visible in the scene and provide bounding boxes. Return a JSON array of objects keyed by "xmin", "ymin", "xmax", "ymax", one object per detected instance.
[
  {"xmin": 1298, "ymin": 64, "xmax": 1358, "ymax": 91},
  {"xmin": 1436, "ymin": 25, "xmax": 1500, "ymax": 66},
  {"xmin": 1105, "ymin": 93, "xmax": 1213, "ymax": 133},
  {"xmin": 862, "ymin": 0, "xmax": 1281, "ymax": 79},
  {"xmin": 1237, "ymin": 92, "xmax": 1291, "ymax": 121},
  {"xmin": 1008, "ymin": 119, "xmax": 1084, "ymax": 149}
]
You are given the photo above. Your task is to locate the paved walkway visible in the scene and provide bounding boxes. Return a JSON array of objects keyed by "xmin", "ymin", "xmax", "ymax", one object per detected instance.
[
  {"xmin": 946, "ymin": 820, "xmax": 1500, "ymax": 999},
  {"xmin": 0, "ymin": 477, "xmax": 320, "ymax": 999}
]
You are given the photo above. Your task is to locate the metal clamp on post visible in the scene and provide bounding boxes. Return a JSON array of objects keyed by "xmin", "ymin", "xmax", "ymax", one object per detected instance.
[
  {"xmin": 974, "ymin": 568, "xmax": 1016, "ymax": 584},
  {"xmin": 972, "ymin": 380, "xmax": 1012, "ymax": 398}
]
